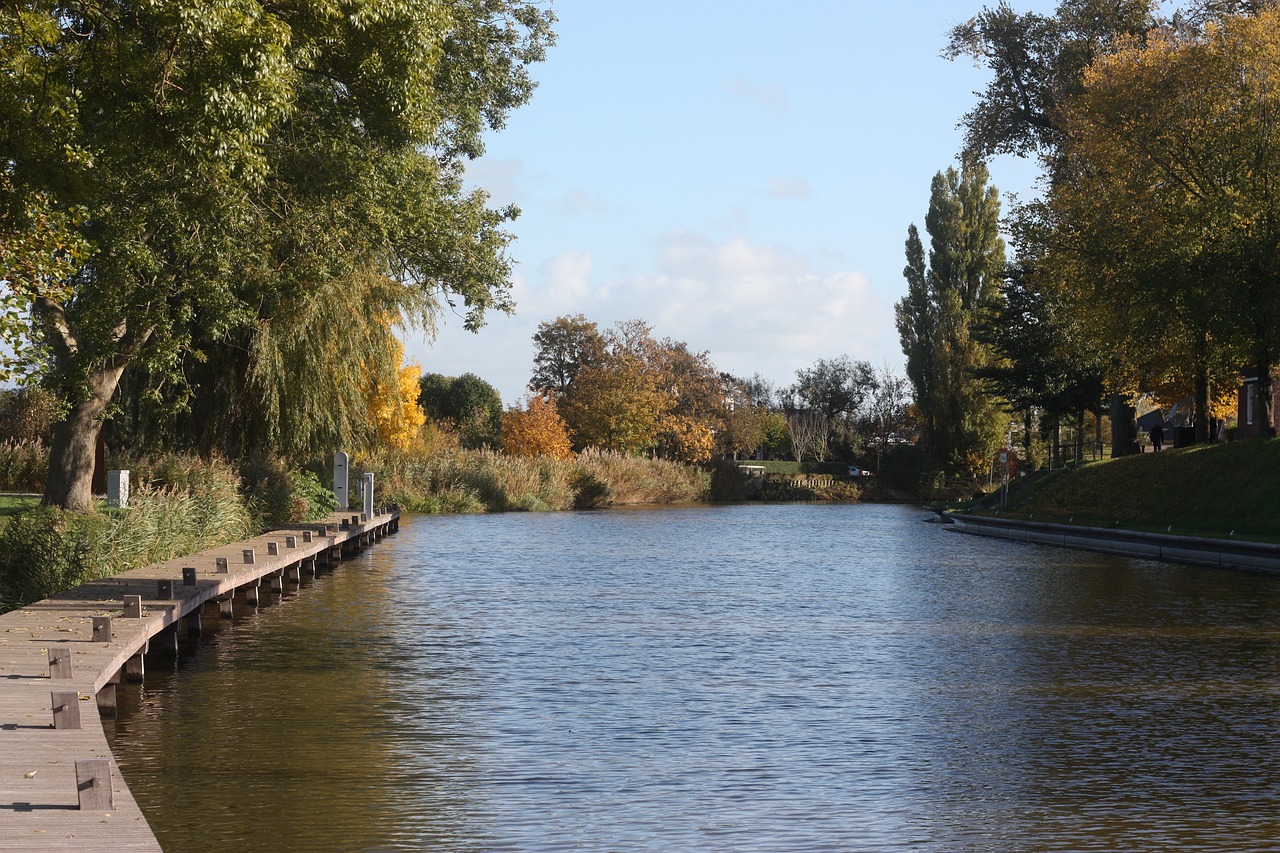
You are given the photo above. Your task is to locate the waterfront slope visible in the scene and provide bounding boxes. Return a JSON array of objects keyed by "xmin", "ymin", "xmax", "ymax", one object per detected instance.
[{"xmin": 981, "ymin": 438, "xmax": 1280, "ymax": 541}]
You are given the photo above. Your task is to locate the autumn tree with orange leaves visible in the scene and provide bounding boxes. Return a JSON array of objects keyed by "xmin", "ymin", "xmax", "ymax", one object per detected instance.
[{"xmin": 501, "ymin": 393, "xmax": 574, "ymax": 459}]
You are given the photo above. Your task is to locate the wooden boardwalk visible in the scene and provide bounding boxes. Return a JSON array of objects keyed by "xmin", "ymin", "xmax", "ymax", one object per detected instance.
[{"xmin": 0, "ymin": 507, "xmax": 400, "ymax": 852}]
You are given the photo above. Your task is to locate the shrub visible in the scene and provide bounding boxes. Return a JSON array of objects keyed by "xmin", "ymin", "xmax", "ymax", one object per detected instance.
[
  {"xmin": 239, "ymin": 455, "xmax": 338, "ymax": 527},
  {"xmin": 0, "ymin": 478, "xmax": 255, "ymax": 613}
]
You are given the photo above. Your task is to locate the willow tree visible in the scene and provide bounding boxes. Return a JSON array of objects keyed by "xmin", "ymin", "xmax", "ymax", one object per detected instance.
[
  {"xmin": 1045, "ymin": 11, "xmax": 1280, "ymax": 438},
  {"xmin": 897, "ymin": 161, "xmax": 1008, "ymax": 474},
  {"xmin": 1, "ymin": 0, "xmax": 553, "ymax": 509}
]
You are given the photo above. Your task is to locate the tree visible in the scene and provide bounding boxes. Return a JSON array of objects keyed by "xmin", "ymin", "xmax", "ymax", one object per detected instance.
[
  {"xmin": 896, "ymin": 160, "xmax": 1008, "ymax": 474},
  {"xmin": 864, "ymin": 363, "xmax": 912, "ymax": 472},
  {"xmin": 529, "ymin": 315, "xmax": 606, "ymax": 398},
  {"xmin": 786, "ymin": 356, "xmax": 877, "ymax": 458},
  {"xmin": 1, "ymin": 0, "xmax": 554, "ymax": 509},
  {"xmin": 418, "ymin": 372, "xmax": 503, "ymax": 449},
  {"xmin": 945, "ymin": 0, "xmax": 1162, "ymax": 163},
  {"xmin": 1045, "ymin": 12, "xmax": 1280, "ymax": 438},
  {"xmin": 501, "ymin": 393, "xmax": 573, "ymax": 459},
  {"xmin": 366, "ymin": 340, "xmax": 427, "ymax": 453},
  {"xmin": 974, "ymin": 262, "xmax": 1105, "ymax": 466}
]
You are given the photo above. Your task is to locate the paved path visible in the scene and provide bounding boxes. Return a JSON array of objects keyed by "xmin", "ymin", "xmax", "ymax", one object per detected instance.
[{"xmin": 0, "ymin": 507, "xmax": 400, "ymax": 852}]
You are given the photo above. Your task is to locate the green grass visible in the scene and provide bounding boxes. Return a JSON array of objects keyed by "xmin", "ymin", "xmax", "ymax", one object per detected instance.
[
  {"xmin": 971, "ymin": 439, "xmax": 1280, "ymax": 540},
  {"xmin": 0, "ymin": 494, "xmax": 40, "ymax": 518}
]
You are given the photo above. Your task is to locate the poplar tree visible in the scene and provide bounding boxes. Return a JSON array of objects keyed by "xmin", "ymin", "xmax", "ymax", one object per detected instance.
[{"xmin": 896, "ymin": 161, "xmax": 1008, "ymax": 475}]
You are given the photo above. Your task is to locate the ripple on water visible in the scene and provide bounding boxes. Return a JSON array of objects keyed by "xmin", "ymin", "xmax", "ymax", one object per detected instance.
[{"xmin": 107, "ymin": 504, "xmax": 1280, "ymax": 852}]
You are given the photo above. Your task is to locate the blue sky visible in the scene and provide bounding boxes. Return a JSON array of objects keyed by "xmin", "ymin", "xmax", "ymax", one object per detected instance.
[{"xmin": 405, "ymin": 0, "xmax": 1056, "ymax": 404}]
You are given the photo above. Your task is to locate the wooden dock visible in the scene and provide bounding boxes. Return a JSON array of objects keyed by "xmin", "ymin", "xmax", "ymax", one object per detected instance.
[{"xmin": 0, "ymin": 506, "xmax": 401, "ymax": 852}]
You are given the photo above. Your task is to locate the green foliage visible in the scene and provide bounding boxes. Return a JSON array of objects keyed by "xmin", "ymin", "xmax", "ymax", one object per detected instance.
[
  {"xmin": 896, "ymin": 160, "xmax": 1007, "ymax": 475},
  {"xmin": 0, "ymin": 508, "xmax": 99, "ymax": 613},
  {"xmin": 944, "ymin": 0, "xmax": 1162, "ymax": 160},
  {"xmin": 0, "ymin": 476, "xmax": 255, "ymax": 613},
  {"xmin": 239, "ymin": 455, "xmax": 339, "ymax": 528},
  {"xmin": 418, "ymin": 372, "xmax": 503, "ymax": 449},
  {"xmin": 2, "ymin": 1, "xmax": 555, "ymax": 505}
]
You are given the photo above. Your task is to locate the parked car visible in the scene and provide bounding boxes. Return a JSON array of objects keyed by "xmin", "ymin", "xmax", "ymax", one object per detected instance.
[{"xmin": 847, "ymin": 466, "xmax": 872, "ymax": 477}]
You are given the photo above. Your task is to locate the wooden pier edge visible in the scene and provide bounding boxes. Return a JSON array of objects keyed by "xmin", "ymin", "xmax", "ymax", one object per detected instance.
[{"xmin": 0, "ymin": 506, "xmax": 401, "ymax": 852}]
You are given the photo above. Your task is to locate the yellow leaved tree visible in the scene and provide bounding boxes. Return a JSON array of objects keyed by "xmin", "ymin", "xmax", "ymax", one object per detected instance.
[{"xmin": 365, "ymin": 339, "xmax": 426, "ymax": 452}]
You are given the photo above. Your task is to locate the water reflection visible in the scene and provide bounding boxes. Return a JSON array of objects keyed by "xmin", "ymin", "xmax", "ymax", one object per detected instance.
[{"xmin": 108, "ymin": 504, "xmax": 1280, "ymax": 851}]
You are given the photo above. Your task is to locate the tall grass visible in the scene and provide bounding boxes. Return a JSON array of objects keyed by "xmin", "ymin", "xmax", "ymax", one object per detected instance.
[
  {"xmin": 356, "ymin": 447, "xmax": 710, "ymax": 513},
  {"xmin": 0, "ymin": 440, "xmax": 48, "ymax": 492},
  {"xmin": 0, "ymin": 457, "xmax": 255, "ymax": 613},
  {"xmin": 574, "ymin": 448, "xmax": 709, "ymax": 507}
]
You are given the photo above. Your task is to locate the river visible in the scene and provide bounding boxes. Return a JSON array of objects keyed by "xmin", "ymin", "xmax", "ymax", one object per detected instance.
[{"xmin": 104, "ymin": 503, "xmax": 1280, "ymax": 852}]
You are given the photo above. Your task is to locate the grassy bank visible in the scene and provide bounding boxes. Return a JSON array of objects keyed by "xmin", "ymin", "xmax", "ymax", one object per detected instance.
[{"xmin": 968, "ymin": 439, "xmax": 1280, "ymax": 540}]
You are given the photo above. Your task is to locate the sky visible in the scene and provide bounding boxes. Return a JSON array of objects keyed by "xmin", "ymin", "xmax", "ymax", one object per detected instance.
[{"xmin": 405, "ymin": 0, "xmax": 1058, "ymax": 405}]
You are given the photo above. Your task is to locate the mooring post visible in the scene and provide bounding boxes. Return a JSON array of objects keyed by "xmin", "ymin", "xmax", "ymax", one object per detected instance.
[
  {"xmin": 243, "ymin": 548, "xmax": 256, "ymax": 565},
  {"xmin": 186, "ymin": 608, "xmax": 202, "ymax": 639},
  {"xmin": 244, "ymin": 578, "xmax": 260, "ymax": 607},
  {"xmin": 124, "ymin": 642, "xmax": 147, "ymax": 683},
  {"xmin": 285, "ymin": 562, "xmax": 301, "ymax": 584},
  {"xmin": 123, "ymin": 595, "xmax": 143, "ymax": 619},
  {"xmin": 218, "ymin": 593, "xmax": 234, "ymax": 620},
  {"xmin": 302, "ymin": 555, "xmax": 317, "ymax": 577},
  {"xmin": 285, "ymin": 534, "xmax": 297, "ymax": 549},
  {"xmin": 96, "ymin": 671, "xmax": 120, "ymax": 718},
  {"xmin": 75, "ymin": 759, "xmax": 114, "ymax": 811},
  {"xmin": 270, "ymin": 571, "xmax": 284, "ymax": 593},
  {"xmin": 216, "ymin": 557, "xmax": 229, "ymax": 573},
  {"xmin": 49, "ymin": 646, "xmax": 72, "ymax": 679},
  {"xmin": 303, "ymin": 529, "xmax": 314, "ymax": 544},
  {"xmin": 152, "ymin": 624, "xmax": 179, "ymax": 660},
  {"xmin": 156, "ymin": 579, "xmax": 173, "ymax": 600},
  {"xmin": 92, "ymin": 616, "xmax": 112, "ymax": 643},
  {"xmin": 267, "ymin": 541, "xmax": 279, "ymax": 557},
  {"xmin": 52, "ymin": 690, "xmax": 81, "ymax": 729},
  {"xmin": 182, "ymin": 566, "xmax": 197, "ymax": 586}
]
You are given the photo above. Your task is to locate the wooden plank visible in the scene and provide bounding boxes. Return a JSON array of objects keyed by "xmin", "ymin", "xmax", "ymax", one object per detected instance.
[{"xmin": 0, "ymin": 507, "xmax": 398, "ymax": 852}]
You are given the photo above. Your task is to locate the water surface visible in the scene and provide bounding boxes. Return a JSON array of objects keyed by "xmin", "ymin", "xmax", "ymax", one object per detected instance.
[{"xmin": 106, "ymin": 504, "xmax": 1280, "ymax": 851}]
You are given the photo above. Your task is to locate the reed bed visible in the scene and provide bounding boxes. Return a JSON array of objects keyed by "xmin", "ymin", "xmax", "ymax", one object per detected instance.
[
  {"xmin": 0, "ymin": 440, "xmax": 48, "ymax": 492},
  {"xmin": 359, "ymin": 447, "xmax": 709, "ymax": 513},
  {"xmin": 0, "ymin": 457, "xmax": 255, "ymax": 613}
]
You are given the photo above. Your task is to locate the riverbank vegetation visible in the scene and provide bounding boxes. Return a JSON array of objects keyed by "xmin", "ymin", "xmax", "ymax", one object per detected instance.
[
  {"xmin": 893, "ymin": 1, "xmax": 1280, "ymax": 508},
  {"xmin": 974, "ymin": 439, "xmax": 1280, "ymax": 541}
]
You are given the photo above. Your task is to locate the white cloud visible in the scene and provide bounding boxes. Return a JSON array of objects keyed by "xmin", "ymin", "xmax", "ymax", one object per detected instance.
[
  {"xmin": 556, "ymin": 188, "xmax": 612, "ymax": 216},
  {"xmin": 408, "ymin": 233, "xmax": 900, "ymax": 404},
  {"xmin": 767, "ymin": 177, "xmax": 811, "ymax": 199},
  {"xmin": 624, "ymin": 233, "xmax": 895, "ymax": 381},
  {"xmin": 463, "ymin": 157, "xmax": 526, "ymax": 207},
  {"xmin": 537, "ymin": 250, "xmax": 596, "ymax": 312},
  {"xmin": 721, "ymin": 76, "xmax": 790, "ymax": 114}
]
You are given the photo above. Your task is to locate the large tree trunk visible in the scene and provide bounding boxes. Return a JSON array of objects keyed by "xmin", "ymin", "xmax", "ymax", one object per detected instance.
[
  {"xmin": 44, "ymin": 364, "xmax": 126, "ymax": 512},
  {"xmin": 1257, "ymin": 358, "xmax": 1276, "ymax": 438},
  {"xmin": 1109, "ymin": 392, "xmax": 1139, "ymax": 457},
  {"xmin": 1194, "ymin": 361, "xmax": 1210, "ymax": 444}
]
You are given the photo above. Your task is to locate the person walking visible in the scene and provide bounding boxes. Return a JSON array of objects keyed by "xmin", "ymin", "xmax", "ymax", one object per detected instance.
[{"xmin": 1150, "ymin": 421, "xmax": 1164, "ymax": 451}]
